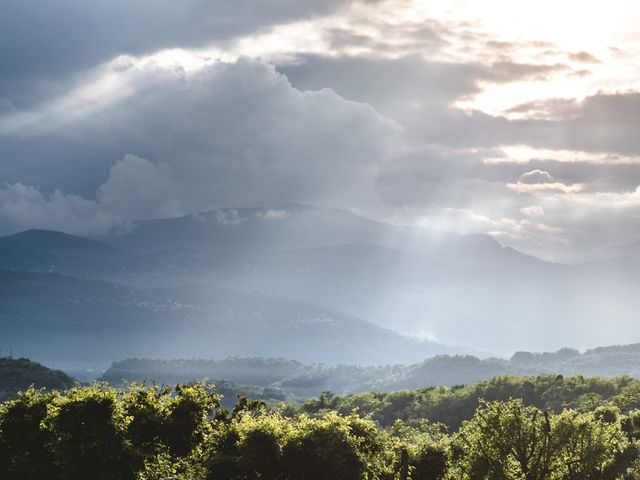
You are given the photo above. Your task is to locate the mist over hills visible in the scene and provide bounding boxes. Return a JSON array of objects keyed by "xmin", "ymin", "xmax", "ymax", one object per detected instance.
[
  {"xmin": 596, "ymin": 240, "xmax": 640, "ymax": 262},
  {"xmin": 100, "ymin": 204, "xmax": 542, "ymax": 270},
  {"xmin": 1, "ymin": 205, "xmax": 640, "ymax": 360},
  {"xmin": 101, "ymin": 343, "xmax": 640, "ymax": 399},
  {"xmin": 0, "ymin": 269, "xmax": 452, "ymax": 368},
  {"xmin": 0, "ymin": 229, "xmax": 129, "ymax": 274}
]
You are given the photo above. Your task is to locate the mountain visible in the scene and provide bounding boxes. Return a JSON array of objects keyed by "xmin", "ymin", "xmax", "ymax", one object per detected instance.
[
  {"xmin": 596, "ymin": 240, "xmax": 640, "ymax": 261},
  {"xmin": 100, "ymin": 204, "xmax": 538, "ymax": 270},
  {"xmin": 4, "ymin": 205, "xmax": 640, "ymax": 354},
  {"xmin": 0, "ymin": 229, "xmax": 127, "ymax": 274},
  {"xmin": 0, "ymin": 270, "xmax": 453, "ymax": 368}
]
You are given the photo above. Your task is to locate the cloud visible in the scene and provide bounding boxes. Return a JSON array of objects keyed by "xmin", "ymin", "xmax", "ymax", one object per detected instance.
[
  {"xmin": 280, "ymin": 55, "xmax": 571, "ymax": 114},
  {"xmin": 0, "ymin": 0, "xmax": 373, "ymax": 106},
  {"xmin": 279, "ymin": 55, "xmax": 488, "ymax": 117},
  {"xmin": 1, "ymin": 0, "xmax": 640, "ymax": 261},
  {"xmin": 518, "ymin": 169, "xmax": 554, "ymax": 184},
  {"xmin": 373, "ymin": 144, "xmax": 640, "ymax": 260},
  {"xmin": 96, "ymin": 155, "xmax": 182, "ymax": 220},
  {"xmin": 0, "ymin": 155, "xmax": 181, "ymax": 235},
  {"xmin": 520, "ymin": 205, "xmax": 545, "ymax": 216},
  {"xmin": 214, "ymin": 209, "xmax": 244, "ymax": 225},
  {"xmin": 399, "ymin": 91, "xmax": 640, "ymax": 156},
  {"xmin": 0, "ymin": 58, "xmax": 398, "ymax": 235},
  {"xmin": 278, "ymin": 52, "xmax": 640, "ymax": 161},
  {"xmin": 258, "ymin": 209, "xmax": 291, "ymax": 221},
  {"xmin": 507, "ymin": 182, "xmax": 584, "ymax": 194},
  {"xmin": 568, "ymin": 51, "xmax": 601, "ymax": 63},
  {"xmin": 0, "ymin": 183, "xmax": 114, "ymax": 236}
]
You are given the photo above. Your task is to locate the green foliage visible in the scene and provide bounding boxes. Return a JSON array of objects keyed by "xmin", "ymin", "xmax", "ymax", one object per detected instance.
[
  {"xmin": 46, "ymin": 384, "xmax": 135, "ymax": 480},
  {"xmin": 0, "ymin": 388, "xmax": 58, "ymax": 480},
  {"xmin": 0, "ymin": 382, "xmax": 219, "ymax": 480},
  {"xmin": 451, "ymin": 399, "xmax": 629, "ymax": 480},
  {"xmin": 282, "ymin": 413, "xmax": 391, "ymax": 480},
  {"xmin": 204, "ymin": 410, "xmax": 392, "ymax": 480},
  {"xmin": 3, "ymin": 378, "xmax": 640, "ymax": 479},
  {"xmin": 300, "ymin": 374, "xmax": 640, "ymax": 429},
  {"xmin": 391, "ymin": 420, "xmax": 449, "ymax": 480}
]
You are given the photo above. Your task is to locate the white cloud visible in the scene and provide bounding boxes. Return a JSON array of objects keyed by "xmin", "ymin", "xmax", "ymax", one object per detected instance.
[
  {"xmin": 215, "ymin": 209, "xmax": 244, "ymax": 225},
  {"xmin": 518, "ymin": 169, "xmax": 554, "ymax": 184},
  {"xmin": 97, "ymin": 155, "xmax": 182, "ymax": 221},
  {"xmin": 0, "ymin": 183, "xmax": 115, "ymax": 235},
  {"xmin": 258, "ymin": 209, "xmax": 291, "ymax": 221},
  {"xmin": 520, "ymin": 205, "xmax": 545, "ymax": 216}
]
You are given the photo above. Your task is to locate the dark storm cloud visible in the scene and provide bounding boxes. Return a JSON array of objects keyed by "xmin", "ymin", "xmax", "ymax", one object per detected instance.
[
  {"xmin": 280, "ymin": 54, "xmax": 640, "ymax": 157},
  {"xmin": 400, "ymin": 92, "xmax": 640, "ymax": 155},
  {"xmin": 279, "ymin": 54, "xmax": 571, "ymax": 116},
  {"xmin": 0, "ymin": 0, "xmax": 374, "ymax": 106},
  {"xmin": 502, "ymin": 92, "xmax": 640, "ymax": 154},
  {"xmin": 279, "ymin": 55, "xmax": 488, "ymax": 110},
  {"xmin": 279, "ymin": 52, "xmax": 640, "ymax": 156}
]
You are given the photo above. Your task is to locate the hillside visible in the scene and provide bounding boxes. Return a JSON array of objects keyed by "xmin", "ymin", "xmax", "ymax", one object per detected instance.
[
  {"xmin": 0, "ymin": 229, "xmax": 127, "ymax": 275},
  {"xmin": 2, "ymin": 206, "xmax": 640, "ymax": 354},
  {"xmin": 101, "ymin": 343, "xmax": 640, "ymax": 398},
  {"xmin": 0, "ymin": 270, "xmax": 452, "ymax": 367},
  {"xmin": 0, "ymin": 357, "xmax": 74, "ymax": 401}
]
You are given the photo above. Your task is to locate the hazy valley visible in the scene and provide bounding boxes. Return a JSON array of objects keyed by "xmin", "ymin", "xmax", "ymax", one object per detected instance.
[{"xmin": 2, "ymin": 205, "xmax": 640, "ymax": 371}]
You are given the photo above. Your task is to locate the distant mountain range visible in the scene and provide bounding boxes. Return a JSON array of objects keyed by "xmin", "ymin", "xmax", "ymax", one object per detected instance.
[
  {"xmin": 596, "ymin": 239, "xmax": 640, "ymax": 261},
  {"xmin": 1, "ymin": 204, "xmax": 640, "ymax": 361}
]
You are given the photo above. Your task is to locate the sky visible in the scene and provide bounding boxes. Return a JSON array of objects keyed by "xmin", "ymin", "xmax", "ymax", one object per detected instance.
[{"xmin": 1, "ymin": 0, "xmax": 640, "ymax": 262}]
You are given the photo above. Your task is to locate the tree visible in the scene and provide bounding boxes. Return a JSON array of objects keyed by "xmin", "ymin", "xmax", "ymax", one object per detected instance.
[
  {"xmin": 0, "ymin": 388, "xmax": 59, "ymax": 480},
  {"xmin": 450, "ymin": 399, "xmax": 628, "ymax": 480},
  {"xmin": 45, "ymin": 384, "xmax": 135, "ymax": 480}
]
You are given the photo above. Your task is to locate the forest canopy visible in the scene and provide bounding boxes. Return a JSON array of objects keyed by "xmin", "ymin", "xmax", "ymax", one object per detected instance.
[{"xmin": 4, "ymin": 375, "xmax": 640, "ymax": 479}]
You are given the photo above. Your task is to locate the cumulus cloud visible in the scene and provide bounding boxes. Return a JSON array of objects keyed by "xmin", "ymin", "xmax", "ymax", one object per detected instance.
[
  {"xmin": 0, "ymin": 155, "xmax": 182, "ymax": 235},
  {"xmin": 0, "ymin": 58, "xmax": 398, "ymax": 234},
  {"xmin": 96, "ymin": 155, "xmax": 182, "ymax": 221},
  {"xmin": 518, "ymin": 169, "xmax": 554, "ymax": 184},
  {"xmin": 0, "ymin": 183, "xmax": 114, "ymax": 236}
]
